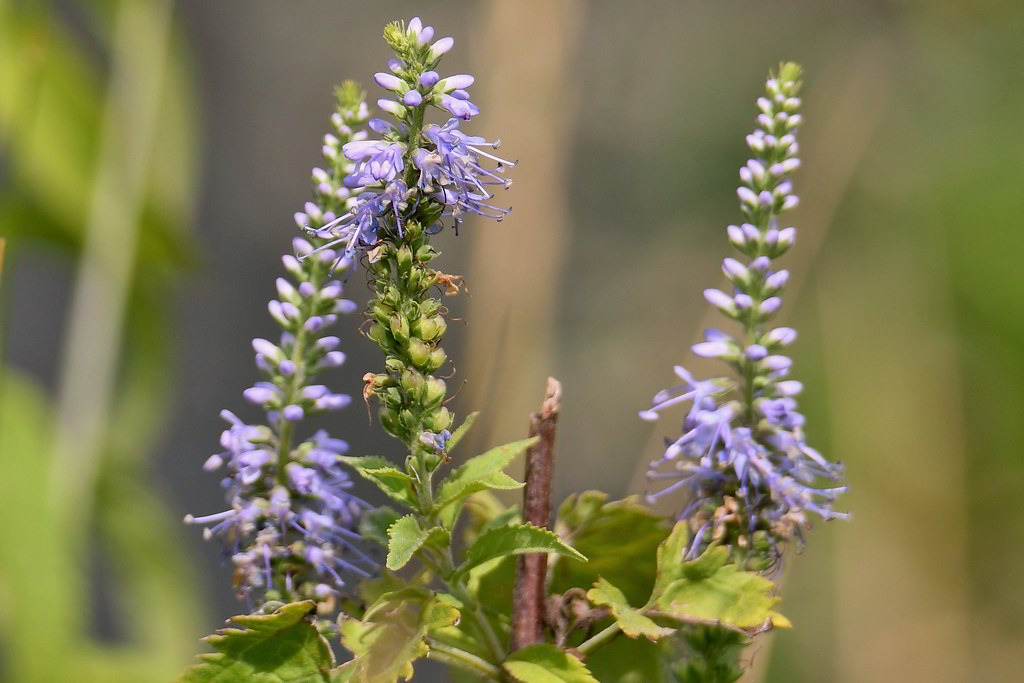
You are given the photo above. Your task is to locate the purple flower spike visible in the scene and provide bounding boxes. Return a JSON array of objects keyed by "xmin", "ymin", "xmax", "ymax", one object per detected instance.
[
  {"xmin": 641, "ymin": 62, "xmax": 845, "ymax": 560},
  {"xmin": 187, "ymin": 84, "xmax": 375, "ymax": 611}
]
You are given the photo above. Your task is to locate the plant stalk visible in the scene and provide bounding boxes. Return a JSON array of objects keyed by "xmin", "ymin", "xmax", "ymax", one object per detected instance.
[{"xmin": 513, "ymin": 377, "xmax": 562, "ymax": 649}]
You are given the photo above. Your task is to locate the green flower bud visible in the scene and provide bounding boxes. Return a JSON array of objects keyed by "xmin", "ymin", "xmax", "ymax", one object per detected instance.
[
  {"xmin": 406, "ymin": 266, "xmax": 423, "ymax": 291},
  {"xmin": 415, "ymin": 245, "xmax": 439, "ymax": 263},
  {"xmin": 426, "ymin": 347, "xmax": 447, "ymax": 373},
  {"xmin": 385, "ymin": 357, "xmax": 406, "ymax": 373},
  {"xmin": 411, "ymin": 315, "xmax": 437, "ymax": 340},
  {"xmin": 383, "ymin": 285, "xmax": 401, "ymax": 307},
  {"xmin": 427, "ymin": 406, "xmax": 452, "ymax": 433},
  {"xmin": 408, "ymin": 338, "xmax": 431, "ymax": 368},
  {"xmin": 424, "ymin": 377, "xmax": 446, "ymax": 408},
  {"xmin": 420, "ymin": 299, "xmax": 441, "ymax": 317},
  {"xmin": 384, "ymin": 387, "xmax": 404, "ymax": 408},
  {"xmin": 379, "ymin": 407, "xmax": 401, "ymax": 436},
  {"xmin": 389, "ymin": 312, "xmax": 410, "ymax": 345},
  {"xmin": 368, "ymin": 322, "xmax": 394, "ymax": 350},
  {"xmin": 401, "ymin": 369, "xmax": 425, "ymax": 394},
  {"xmin": 399, "ymin": 409, "xmax": 418, "ymax": 430},
  {"xmin": 373, "ymin": 302, "xmax": 394, "ymax": 324},
  {"xmin": 396, "ymin": 245, "xmax": 414, "ymax": 275},
  {"xmin": 405, "ymin": 221, "xmax": 424, "ymax": 241}
]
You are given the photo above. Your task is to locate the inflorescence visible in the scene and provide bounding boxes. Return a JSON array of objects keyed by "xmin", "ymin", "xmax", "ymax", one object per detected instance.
[
  {"xmin": 300, "ymin": 16, "xmax": 515, "ymax": 257},
  {"xmin": 186, "ymin": 86, "xmax": 378, "ymax": 614},
  {"xmin": 641, "ymin": 63, "xmax": 847, "ymax": 566}
]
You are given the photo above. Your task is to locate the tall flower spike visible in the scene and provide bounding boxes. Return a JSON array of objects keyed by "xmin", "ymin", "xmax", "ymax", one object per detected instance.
[
  {"xmin": 641, "ymin": 63, "xmax": 847, "ymax": 567},
  {"xmin": 301, "ymin": 16, "xmax": 515, "ymax": 258},
  {"xmin": 186, "ymin": 85, "xmax": 376, "ymax": 614}
]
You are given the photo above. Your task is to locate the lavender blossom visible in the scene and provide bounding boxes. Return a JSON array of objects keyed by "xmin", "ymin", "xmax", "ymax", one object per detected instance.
[
  {"xmin": 301, "ymin": 17, "xmax": 515, "ymax": 257},
  {"xmin": 186, "ymin": 86, "xmax": 376, "ymax": 612},
  {"xmin": 641, "ymin": 64, "xmax": 846, "ymax": 565}
]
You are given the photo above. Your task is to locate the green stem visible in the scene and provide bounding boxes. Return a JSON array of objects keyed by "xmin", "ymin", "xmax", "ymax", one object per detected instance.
[
  {"xmin": 418, "ymin": 549, "xmax": 507, "ymax": 665},
  {"xmin": 576, "ymin": 622, "xmax": 621, "ymax": 657},
  {"xmin": 426, "ymin": 638, "xmax": 505, "ymax": 680}
]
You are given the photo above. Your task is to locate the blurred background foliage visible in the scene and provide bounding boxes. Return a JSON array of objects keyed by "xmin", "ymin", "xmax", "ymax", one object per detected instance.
[{"xmin": 1, "ymin": 1, "xmax": 1023, "ymax": 682}]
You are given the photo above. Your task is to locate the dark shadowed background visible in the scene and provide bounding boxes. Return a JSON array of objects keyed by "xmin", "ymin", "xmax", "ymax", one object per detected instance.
[{"xmin": 2, "ymin": 1, "xmax": 1023, "ymax": 681}]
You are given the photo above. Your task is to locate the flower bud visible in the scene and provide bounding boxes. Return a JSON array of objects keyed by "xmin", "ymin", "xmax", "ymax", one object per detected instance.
[
  {"xmin": 408, "ymin": 338, "xmax": 431, "ymax": 368},
  {"xmin": 426, "ymin": 347, "xmax": 447, "ymax": 372},
  {"xmin": 389, "ymin": 313, "xmax": 410, "ymax": 344}
]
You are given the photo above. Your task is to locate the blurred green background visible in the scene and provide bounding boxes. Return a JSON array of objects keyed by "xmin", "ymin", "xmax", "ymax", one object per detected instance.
[{"xmin": 1, "ymin": 1, "xmax": 1022, "ymax": 681}]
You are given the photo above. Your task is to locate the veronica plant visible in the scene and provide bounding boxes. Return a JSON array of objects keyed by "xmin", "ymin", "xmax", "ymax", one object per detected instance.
[
  {"xmin": 641, "ymin": 63, "xmax": 847, "ymax": 569},
  {"xmin": 180, "ymin": 21, "xmax": 843, "ymax": 683},
  {"xmin": 184, "ymin": 86, "xmax": 376, "ymax": 615}
]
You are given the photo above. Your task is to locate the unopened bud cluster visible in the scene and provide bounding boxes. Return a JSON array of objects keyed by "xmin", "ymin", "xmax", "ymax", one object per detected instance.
[{"xmin": 641, "ymin": 64, "xmax": 846, "ymax": 566}]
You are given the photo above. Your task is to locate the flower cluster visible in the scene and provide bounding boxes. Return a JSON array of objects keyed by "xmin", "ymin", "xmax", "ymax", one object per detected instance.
[
  {"xmin": 186, "ymin": 88, "xmax": 376, "ymax": 613},
  {"xmin": 641, "ymin": 64, "xmax": 846, "ymax": 564},
  {"xmin": 302, "ymin": 17, "xmax": 515, "ymax": 257}
]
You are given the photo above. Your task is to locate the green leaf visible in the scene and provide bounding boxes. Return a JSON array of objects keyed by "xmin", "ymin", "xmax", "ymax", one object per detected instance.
[
  {"xmin": 341, "ymin": 594, "xmax": 460, "ymax": 683},
  {"xmin": 178, "ymin": 602, "xmax": 334, "ymax": 682},
  {"xmin": 434, "ymin": 437, "xmax": 534, "ymax": 527},
  {"xmin": 386, "ymin": 515, "xmax": 451, "ymax": 571},
  {"xmin": 362, "ymin": 586, "xmax": 433, "ymax": 622},
  {"xmin": 551, "ymin": 492, "xmax": 670, "ymax": 606},
  {"xmin": 360, "ymin": 506, "xmax": 402, "ymax": 547},
  {"xmin": 447, "ymin": 410, "xmax": 479, "ymax": 453},
  {"xmin": 342, "ymin": 456, "xmax": 418, "ymax": 507},
  {"xmin": 453, "ymin": 523, "xmax": 586, "ymax": 580},
  {"xmin": 653, "ymin": 546, "xmax": 790, "ymax": 631},
  {"xmin": 502, "ymin": 644, "xmax": 597, "ymax": 683},
  {"xmin": 586, "ymin": 578, "xmax": 674, "ymax": 641},
  {"xmin": 650, "ymin": 521, "xmax": 691, "ymax": 603}
]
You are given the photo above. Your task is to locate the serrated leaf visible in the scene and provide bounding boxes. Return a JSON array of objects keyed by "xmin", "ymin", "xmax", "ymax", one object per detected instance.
[
  {"xmin": 435, "ymin": 437, "xmax": 534, "ymax": 527},
  {"xmin": 362, "ymin": 587, "xmax": 434, "ymax": 622},
  {"xmin": 650, "ymin": 521, "xmax": 692, "ymax": 603},
  {"xmin": 587, "ymin": 578, "xmax": 675, "ymax": 641},
  {"xmin": 502, "ymin": 644, "xmax": 597, "ymax": 683},
  {"xmin": 342, "ymin": 456, "xmax": 417, "ymax": 507},
  {"xmin": 360, "ymin": 506, "xmax": 402, "ymax": 547},
  {"xmin": 178, "ymin": 602, "xmax": 334, "ymax": 682},
  {"xmin": 453, "ymin": 523, "xmax": 586, "ymax": 580},
  {"xmin": 386, "ymin": 515, "xmax": 451, "ymax": 571},
  {"xmin": 341, "ymin": 619, "xmax": 425, "ymax": 683},
  {"xmin": 552, "ymin": 492, "xmax": 670, "ymax": 606},
  {"xmin": 653, "ymin": 546, "xmax": 790, "ymax": 631},
  {"xmin": 341, "ymin": 593, "xmax": 460, "ymax": 683}
]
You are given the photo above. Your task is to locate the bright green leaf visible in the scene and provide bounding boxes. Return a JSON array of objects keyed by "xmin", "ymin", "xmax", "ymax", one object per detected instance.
[
  {"xmin": 341, "ymin": 593, "xmax": 460, "ymax": 683},
  {"xmin": 503, "ymin": 644, "xmax": 597, "ymax": 683},
  {"xmin": 435, "ymin": 437, "xmax": 534, "ymax": 527},
  {"xmin": 177, "ymin": 602, "xmax": 334, "ymax": 682},
  {"xmin": 552, "ymin": 492, "xmax": 670, "ymax": 606},
  {"xmin": 587, "ymin": 578, "xmax": 674, "ymax": 641},
  {"xmin": 341, "ymin": 619, "xmax": 425, "ymax": 683},
  {"xmin": 649, "ymin": 520, "xmax": 691, "ymax": 603},
  {"xmin": 360, "ymin": 506, "xmax": 402, "ymax": 547},
  {"xmin": 453, "ymin": 523, "xmax": 586, "ymax": 580},
  {"xmin": 653, "ymin": 546, "xmax": 790, "ymax": 631},
  {"xmin": 386, "ymin": 515, "xmax": 450, "ymax": 571},
  {"xmin": 341, "ymin": 456, "xmax": 417, "ymax": 507}
]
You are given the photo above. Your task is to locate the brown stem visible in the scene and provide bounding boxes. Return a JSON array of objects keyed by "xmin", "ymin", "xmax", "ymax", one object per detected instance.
[{"xmin": 513, "ymin": 377, "xmax": 562, "ymax": 650}]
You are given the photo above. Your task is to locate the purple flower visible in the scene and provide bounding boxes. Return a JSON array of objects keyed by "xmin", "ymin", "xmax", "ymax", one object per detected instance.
[
  {"xmin": 187, "ymin": 88, "xmax": 377, "ymax": 609},
  {"xmin": 309, "ymin": 17, "xmax": 511, "ymax": 254},
  {"xmin": 642, "ymin": 63, "xmax": 845, "ymax": 559}
]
